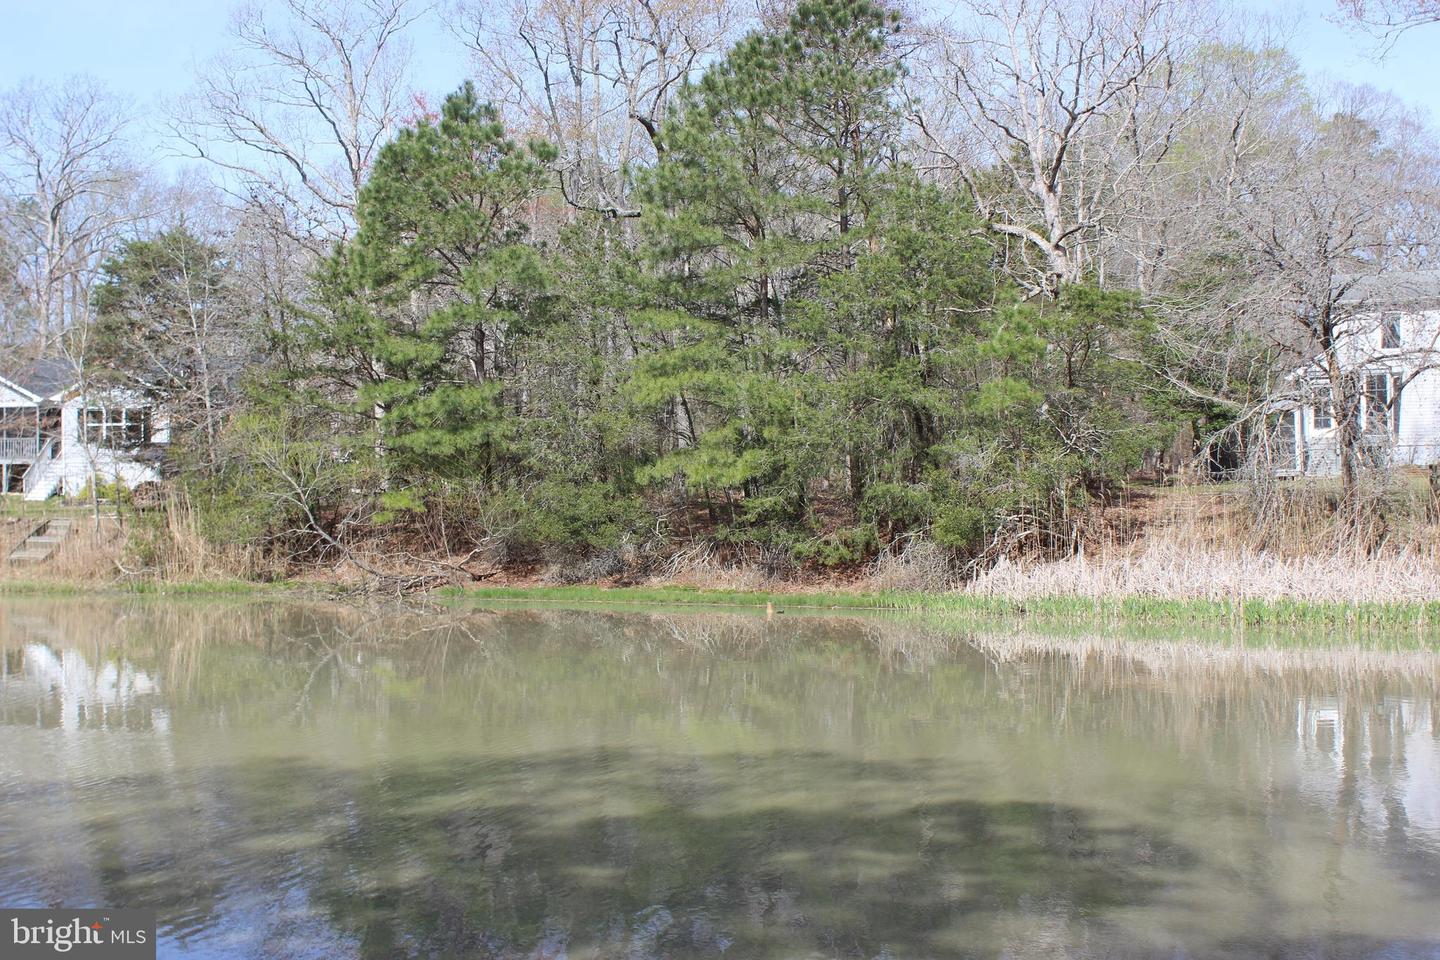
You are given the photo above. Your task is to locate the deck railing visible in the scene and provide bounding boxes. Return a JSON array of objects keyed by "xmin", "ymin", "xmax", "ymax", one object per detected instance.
[
  {"xmin": 0, "ymin": 437, "xmax": 39, "ymax": 462},
  {"xmin": 21, "ymin": 437, "xmax": 58, "ymax": 498}
]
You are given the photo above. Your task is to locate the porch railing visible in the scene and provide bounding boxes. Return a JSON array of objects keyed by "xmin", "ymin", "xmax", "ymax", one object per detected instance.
[{"xmin": 0, "ymin": 437, "xmax": 40, "ymax": 462}]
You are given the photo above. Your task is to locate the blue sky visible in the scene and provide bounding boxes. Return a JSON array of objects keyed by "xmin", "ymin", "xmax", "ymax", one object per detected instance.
[
  {"xmin": 0, "ymin": 0, "xmax": 1435, "ymax": 150},
  {"xmin": 0, "ymin": 1, "xmax": 468, "ymax": 128}
]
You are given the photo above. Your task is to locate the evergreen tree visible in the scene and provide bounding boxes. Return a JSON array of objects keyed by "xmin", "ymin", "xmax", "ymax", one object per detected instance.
[
  {"xmin": 632, "ymin": 0, "xmax": 910, "ymax": 526},
  {"xmin": 92, "ymin": 228, "xmax": 244, "ymax": 462},
  {"xmin": 308, "ymin": 83, "xmax": 555, "ymax": 488}
]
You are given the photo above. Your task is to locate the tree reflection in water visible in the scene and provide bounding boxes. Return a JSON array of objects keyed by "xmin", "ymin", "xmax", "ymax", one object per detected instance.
[{"xmin": 0, "ymin": 598, "xmax": 1438, "ymax": 958}]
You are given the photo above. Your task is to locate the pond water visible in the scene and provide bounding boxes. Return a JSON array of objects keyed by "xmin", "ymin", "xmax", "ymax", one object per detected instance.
[{"xmin": 1, "ymin": 599, "xmax": 1438, "ymax": 959}]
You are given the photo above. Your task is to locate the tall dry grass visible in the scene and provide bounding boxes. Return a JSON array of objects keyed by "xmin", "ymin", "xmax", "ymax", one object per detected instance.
[
  {"xmin": 130, "ymin": 492, "xmax": 268, "ymax": 582},
  {"xmin": 614, "ymin": 481, "xmax": 1440, "ymax": 604},
  {"xmin": 962, "ymin": 540, "xmax": 1440, "ymax": 603},
  {"xmin": 0, "ymin": 513, "xmax": 126, "ymax": 584},
  {"xmin": 959, "ymin": 478, "xmax": 1440, "ymax": 603},
  {"xmin": 0, "ymin": 494, "xmax": 268, "ymax": 586},
  {"xmin": 6, "ymin": 472, "xmax": 1437, "ymax": 604}
]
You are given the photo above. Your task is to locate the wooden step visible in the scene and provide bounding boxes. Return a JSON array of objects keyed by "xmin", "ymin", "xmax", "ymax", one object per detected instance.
[{"xmin": 5, "ymin": 516, "xmax": 77, "ymax": 565}]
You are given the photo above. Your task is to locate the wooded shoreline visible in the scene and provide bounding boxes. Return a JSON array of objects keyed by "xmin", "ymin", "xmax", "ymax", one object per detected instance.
[{"xmin": 7, "ymin": 0, "xmax": 1440, "ymax": 594}]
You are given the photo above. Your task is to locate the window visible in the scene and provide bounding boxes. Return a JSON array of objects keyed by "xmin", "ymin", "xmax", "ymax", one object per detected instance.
[
  {"xmin": 1364, "ymin": 373, "xmax": 1399, "ymax": 435},
  {"xmin": 124, "ymin": 408, "xmax": 151, "ymax": 448},
  {"xmin": 1382, "ymin": 313, "xmax": 1402, "ymax": 350},
  {"xmin": 1311, "ymin": 386, "xmax": 1334, "ymax": 430},
  {"xmin": 83, "ymin": 407, "xmax": 151, "ymax": 449},
  {"xmin": 0, "ymin": 407, "xmax": 34, "ymax": 441},
  {"xmin": 82, "ymin": 409, "xmax": 103, "ymax": 445},
  {"xmin": 1277, "ymin": 409, "xmax": 1298, "ymax": 471}
]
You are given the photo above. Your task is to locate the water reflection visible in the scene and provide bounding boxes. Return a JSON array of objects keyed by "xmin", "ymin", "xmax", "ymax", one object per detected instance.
[
  {"xmin": 0, "ymin": 599, "xmax": 1438, "ymax": 959},
  {"xmin": 4, "ymin": 642, "xmax": 161, "ymax": 731}
]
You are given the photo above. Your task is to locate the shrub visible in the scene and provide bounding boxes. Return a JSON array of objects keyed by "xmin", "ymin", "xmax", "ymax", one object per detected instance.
[
  {"xmin": 513, "ymin": 480, "xmax": 650, "ymax": 552},
  {"xmin": 860, "ymin": 481, "xmax": 933, "ymax": 534},
  {"xmin": 73, "ymin": 478, "xmax": 131, "ymax": 504},
  {"xmin": 185, "ymin": 480, "xmax": 276, "ymax": 545},
  {"xmin": 931, "ymin": 503, "xmax": 988, "ymax": 551},
  {"xmin": 868, "ymin": 537, "xmax": 956, "ymax": 592},
  {"xmin": 792, "ymin": 524, "xmax": 880, "ymax": 568}
]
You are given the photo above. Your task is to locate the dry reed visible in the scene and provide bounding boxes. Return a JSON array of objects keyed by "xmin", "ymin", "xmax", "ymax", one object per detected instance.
[{"xmin": 964, "ymin": 537, "xmax": 1440, "ymax": 604}]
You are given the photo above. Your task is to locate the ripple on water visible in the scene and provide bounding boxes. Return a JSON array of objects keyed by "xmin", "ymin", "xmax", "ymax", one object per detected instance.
[{"xmin": 0, "ymin": 600, "xmax": 1437, "ymax": 959}]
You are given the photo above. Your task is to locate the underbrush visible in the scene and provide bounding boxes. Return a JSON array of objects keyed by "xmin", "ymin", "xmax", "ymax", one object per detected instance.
[
  {"xmin": 0, "ymin": 512, "xmax": 126, "ymax": 584},
  {"xmin": 8, "ymin": 471, "xmax": 1439, "ymax": 609}
]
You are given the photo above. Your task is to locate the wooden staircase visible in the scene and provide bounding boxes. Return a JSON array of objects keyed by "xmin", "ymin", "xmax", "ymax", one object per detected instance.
[{"xmin": 7, "ymin": 517, "xmax": 75, "ymax": 564}]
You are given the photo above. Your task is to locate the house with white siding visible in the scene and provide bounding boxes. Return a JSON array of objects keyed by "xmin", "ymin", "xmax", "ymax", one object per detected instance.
[
  {"xmin": 1279, "ymin": 271, "xmax": 1440, "ymax": 476},
  {"xmin": 0, "ymin": 358, "xmax": 166, "ymax": 500}
]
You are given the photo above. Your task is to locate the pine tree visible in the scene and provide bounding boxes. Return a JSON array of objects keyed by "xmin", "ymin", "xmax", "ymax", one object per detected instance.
[
  {"xmin": 92, "ymin": 228, "xmax": 242, "ymax": 463},
  {"xmin": 309, "ymin": 82, "xmax": 556, "ymax": 486},
  {"xmin": 632, "ymin": 0, "xmax": 909, "ymax": 526}
]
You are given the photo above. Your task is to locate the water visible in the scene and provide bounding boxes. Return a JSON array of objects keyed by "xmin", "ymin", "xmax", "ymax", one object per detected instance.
[{"xmin": 1, "ymin": 598, "xmax": 1438, "ymax": 959}]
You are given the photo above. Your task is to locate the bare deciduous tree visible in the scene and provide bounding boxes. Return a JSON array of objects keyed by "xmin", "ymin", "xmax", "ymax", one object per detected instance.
[
  {"xmin": 912, "ymin": 0, "xmax": 1208, "ymax": 297},
  {"xmin": 93, "ymin": 189, "xmax": 259, "ymax": 472},
  {"xmin": 453, "ymin": 0, "xmax": 743, "ymax": 221},
  {"xmin": 172, "ymin": 0, "xmax": 425, "ymax": 247},
  {"xmin": 1114, "ymin": 42, "xmax": 1310, "ymax": 421},
  {"xmin": 228, "ymin": 195, "xmax": 313, "ymax": 372},
  {"xmin": 1230, "ymin": 86, "xmax": 1440, "ymax": 507},
  {"xmin": 0, "ymin": 77, "xmax": 143, "ymax": 352},
  {"xmin": 1337, "ymin": 0, "xmax": 1440, "ymax": 42}
]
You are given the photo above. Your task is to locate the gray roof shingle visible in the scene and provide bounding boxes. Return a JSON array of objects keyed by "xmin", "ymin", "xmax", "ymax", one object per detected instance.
[
  {"xmin": 5, "ymin": 357, "xmax": 79, "ymax": 400},
  {"xmin": 1338, "ymin": 270, "xmax": 1440, "ymax": 306}
]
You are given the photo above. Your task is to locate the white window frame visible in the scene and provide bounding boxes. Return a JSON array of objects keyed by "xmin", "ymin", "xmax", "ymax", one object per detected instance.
[
  {"xmin": 82, "ymin": 406, "xmax": 151, "ymax": 449},
  {"xmin": 1381, "ymin": 313, "xmax": 1403, "ymax": 351},
  {"xmin": 1311, "ymin": 387, "xmax": 1333, "ymax": 430},
  {"xmin": 1362, "ymin": 373, "xmax": 1399, "ymax": 436}
]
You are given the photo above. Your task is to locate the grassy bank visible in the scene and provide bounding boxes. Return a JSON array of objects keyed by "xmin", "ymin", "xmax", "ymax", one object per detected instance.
[
  {"xmin": 2, "ymin": 575, "xmax": 1437, "ymax": 632},
  {"xmin": 0, "ymin": 577, "xmax": 319, "ymax": 599},
  {"xmin": 0, "ymin": 577, "xmax": 1437, "ymax": 648},
  {"xmin": 439, "ymin": 583, "xmax": 1440, "ymax": 635}
]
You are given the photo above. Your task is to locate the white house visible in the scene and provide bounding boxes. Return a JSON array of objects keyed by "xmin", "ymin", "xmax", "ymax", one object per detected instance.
[
  {"xmin": 1279, "ymin": 271, "xmax": 1440, "ymax": 476},
  {"xmin": 0, "ymin": 358, "xmax": 167, "ymax": 501}
]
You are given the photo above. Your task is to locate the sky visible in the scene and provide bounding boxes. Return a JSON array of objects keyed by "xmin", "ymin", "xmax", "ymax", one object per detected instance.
[
  {"xmin": 0, "ymin": 0, "xmax": 1436, "ymax": 157},
  {"xmin": 0, "ymin": 0, "xmax": 469, "ymax": 145}
]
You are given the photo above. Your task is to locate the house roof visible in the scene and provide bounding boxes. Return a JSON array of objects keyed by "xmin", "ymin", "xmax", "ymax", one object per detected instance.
[
  {"xmin": 0, "ymin": 357, "xmax": 80, "ymax": 403},
  {"xmin": 16, "ymin": 357, "xmax": 80, "ymax": 399},
  {"xmin": 1338, "ymin": 270, "xmax": 1440, "ymax": 307}
]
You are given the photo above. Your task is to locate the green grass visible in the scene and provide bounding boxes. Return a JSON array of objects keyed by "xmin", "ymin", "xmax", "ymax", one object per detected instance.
[
  {"xmin": 0, "ymin": 577, "xmax": 317, "ymax": 599},
  {"xmin": 435, "ymin": 583, "xmax": 912, "ymax": 610},
  {"xmin": 0, "ymin": 580, "xmax": 89, "ymax": 597},
  {"xmin": 439, "ymin": 583, "xmax": 1440, "ymax": 637},
  {"xmin": 0, "ymin": 497, "xmax": 116, "ymax": 518},
  {"xmin": 2, "ymin": 577, "xmax": 1437, "ymax": 648},
  {"xmin": 123, "ymin": 578, "xmax": 312, "ymax": 596}
]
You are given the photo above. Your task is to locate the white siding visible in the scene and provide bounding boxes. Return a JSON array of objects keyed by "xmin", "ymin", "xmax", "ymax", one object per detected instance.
[
  {"xmin": 1292, "ymin": 307, "xmax": 1440, "ymax": 474},
  {"xmin": 54, "ymin": 397, "xmax": 161, "ymax": 497},
  {"xmin": 1332, "ymin": 307, "xmax": 1440, "ymax": 366},
  {"xmin": 1395, "ymin": 365, "xmax": 1440, "ymax": 466},
  {"xmin": 0, "ymin": 381, "xmax": 37, "ymax": 407}
]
